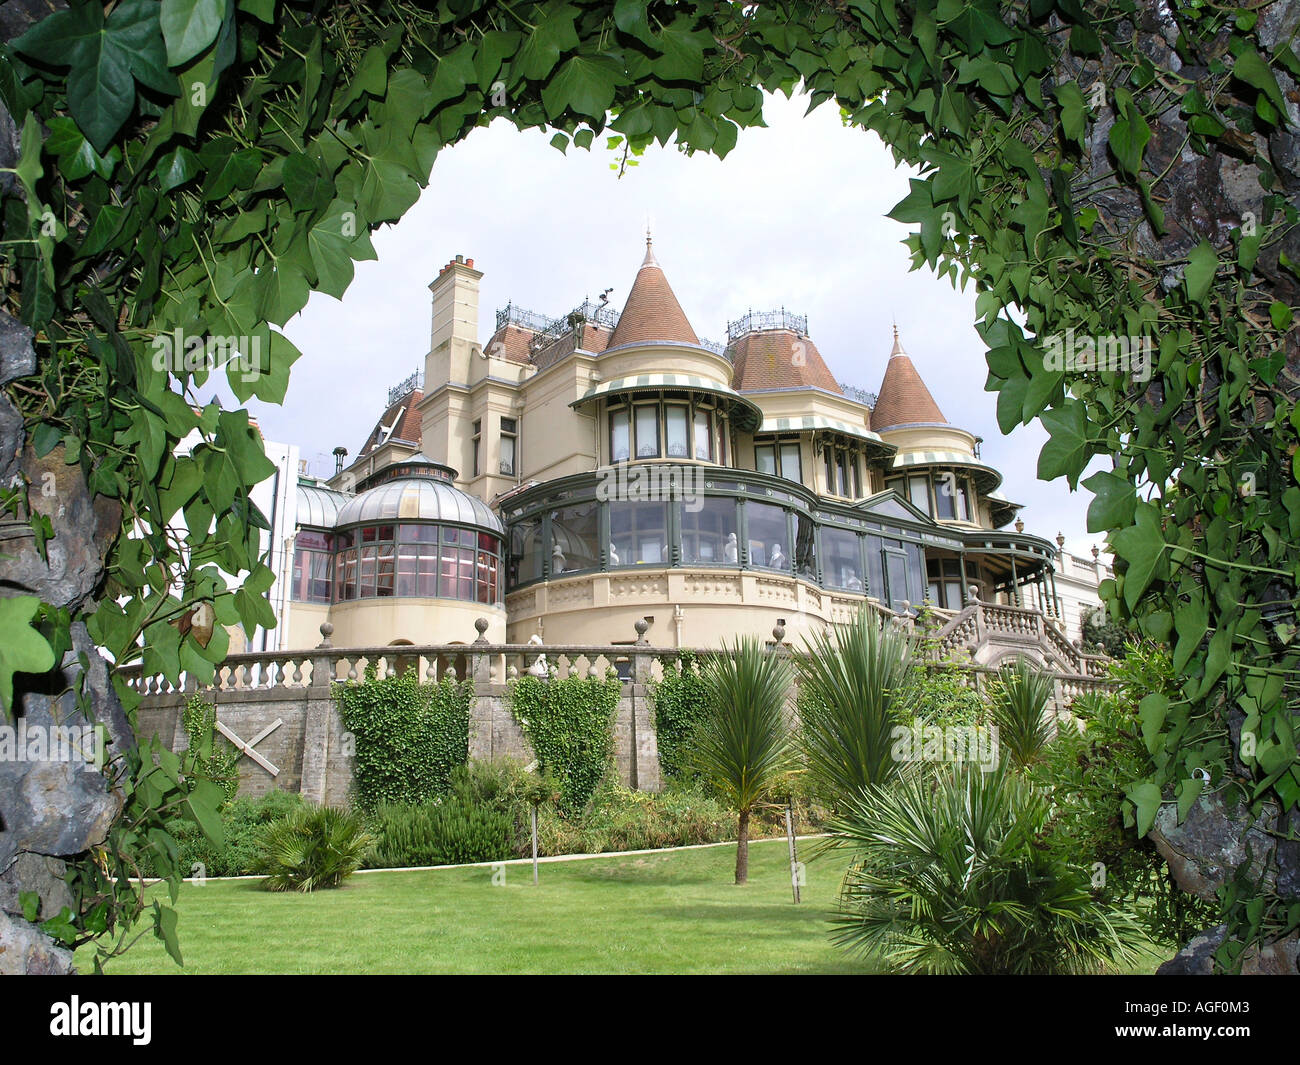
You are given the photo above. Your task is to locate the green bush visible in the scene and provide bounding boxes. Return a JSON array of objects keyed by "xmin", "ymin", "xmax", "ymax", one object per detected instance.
[
  {"xmin": 826, "ymin": 763, "xmax": 1145, "ymax": 974},
  {"xmin": 649, "ymin": 652, "xmax": 711, "ymax": 783},
  {"xmin": 1032, "ymin": 642, "xmax": 1216, "ymax": 946},
  {"xmin": 366, "ymin": 797, "xmax": 513, "ymax": 868},
  {"xmin": 534, "ymin": 779, "xmax": 737, "ymax": 856},
  {"xmin": 256, "ymin": 805, "xmax": 374, "ymax": 892},
  {"xmin": 336, "ymin": 667, "xmax": 472, "ymax": 810},
  {"xmin": 151, "ymin": 789, "xmax": 306, "ymax": 879}
]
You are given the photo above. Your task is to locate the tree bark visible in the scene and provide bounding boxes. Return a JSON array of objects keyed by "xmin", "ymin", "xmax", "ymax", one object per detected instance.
[{"xmin": 735, "ymin": 808, "xmax": 750, "ymax": 885}]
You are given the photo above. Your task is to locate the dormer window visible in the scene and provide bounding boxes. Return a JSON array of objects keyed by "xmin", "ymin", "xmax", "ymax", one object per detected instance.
[
  {"xmin": 822, "ymin": 443, "xmax": 860, "ymax": 499},
  {"xmin": 754, "ymin": 437, "xmax": 801, "ymax": 483},
  {"xmin": 607, "ymin": 395, "xmax": 723, "ymax": 464}
]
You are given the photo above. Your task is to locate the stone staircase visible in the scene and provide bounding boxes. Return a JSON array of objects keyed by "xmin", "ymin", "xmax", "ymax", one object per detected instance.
[{"xmin": 927, "ymin": 600, "xmax": 1111, "ymax": 679}]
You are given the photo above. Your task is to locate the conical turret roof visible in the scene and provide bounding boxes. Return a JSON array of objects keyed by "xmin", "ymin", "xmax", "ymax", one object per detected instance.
[
  {"xmin": 870, "ymin": 327, "xmax": 948, "ymax": 430},
  {"xmin": 606, "ymin": 235, "xmax": 700, "ymax": 349}
]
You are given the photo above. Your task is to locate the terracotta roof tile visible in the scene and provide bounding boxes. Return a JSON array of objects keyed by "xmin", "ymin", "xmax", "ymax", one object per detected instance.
[
  {"xmin": 359, "ymin": 389, "xmax": 423, "ymax": 457},
  {"xmin": 729, "ymin": 330, "xmax": 843, "ymax": 395},
  {"xmin": 485, "ymin": 323, "xmax": 535, "ymax": 365},
  {"xmin": 870, "ymin": 329, "xmax": 947, "ymax": 430},
  {"xmin": 606, "ymin": 239, "xmax": 699, "ymax": 348}
]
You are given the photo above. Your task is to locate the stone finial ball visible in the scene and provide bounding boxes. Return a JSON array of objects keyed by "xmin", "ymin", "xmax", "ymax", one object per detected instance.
[
  {"xmin": 634, "ymin": 619, "xmax": 649, "ymax": 636},
  {"xmin": 475, "ymin": 617, "xmax": 489, "ymax": 636},
  {"xmin": 773, "ymin": 624, "xmax": 786, "ymax": 643}
]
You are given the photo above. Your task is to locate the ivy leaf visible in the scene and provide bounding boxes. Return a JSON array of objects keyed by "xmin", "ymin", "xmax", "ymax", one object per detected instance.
[
  {"xmin": 652, "ymin": 20, "xmax": 712, "ymax": 83},
  {"xmin": 307, "ymin": 201, "xmax": 377, "ymax": 300},
  {"xmin": 1036, "ymin": 402, "xmax": 1090, "ymax": 486},
  {"xmin": 1111, "ymin": 502, "xmax": 1166, "ymax": 610},
  {"xmin": 160, "ymin": 0, "xmax": 225, "ymax": 67},
  {"xmin": 1138, "ymin": 692, "xmax": 1169, "ymax": 754},
  {"xmin": 108, "ymin": 0, "xmax": 178, "ymax": 96},
  {"xmin": 1172, "ymin": 592, "xmax": 1208, "ymax": 674},
  {"xmin": 1125, "ymin": 780, "xmax": 1163, "ymax": 836},
  {"xmin": 66, "ymin": 23, "xmax": 137, "ymax": 153},
  {"xmin": 1184, "ymin": 239, "xmax": 1218, "ymax": 305},
  {"xmin": 156, "ymin": 146, "xmax": 202, "ymax": 193},
  {"xmin": 152, "ymin": 900, "xmax": 183, "ymax": 967},
  {"xmin": 1083, "ymin": 469, "xmax": 1136, "ymax": 532},
  {"xmin": 613, "ymin": 0, "xmax": 650, "ymax": 40},
  {"xmin": 541, "ymin": 54, "xmax": 621, "ymax": 120},
  {"xmin": 1232, "ymin": 48, "xmax": 1288, "ymax": 122},
  {"xmin": 1108, "ymin": 88, "xmax": 1150, "ymax": 178},
  {"xmin": 0, "ymin": 596, "xmax": 57, "ymax": 715},
  {"xmin": 282, "ymin": 152, "xmax": 334, "ymax": 214}
]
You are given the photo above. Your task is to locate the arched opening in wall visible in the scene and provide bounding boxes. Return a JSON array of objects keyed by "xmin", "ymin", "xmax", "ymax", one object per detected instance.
[{"xmin": 388, "ymin": 638, "xmax": 415, "ymax": 678}]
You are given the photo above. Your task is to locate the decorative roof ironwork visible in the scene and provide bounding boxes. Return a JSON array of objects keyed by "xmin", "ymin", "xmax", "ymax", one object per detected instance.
[
  {"xmin": 496, "ymin": 299, "xmax": 620, "ymax": 354},
  {"xmin": 386, "ymin": 369, "xmax": 423, "ymax": 407},
  {"xmin": 839, "ymin": 382, "xmax": 877, "ymax": 407},
  {"xmin": 726, "ymin": 308, "xmax": 808, "ymax": 342}
]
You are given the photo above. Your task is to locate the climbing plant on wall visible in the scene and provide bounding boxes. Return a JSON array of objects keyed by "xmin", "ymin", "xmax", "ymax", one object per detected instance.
[
  {"xmin": 509, "ymin": 672, "xmax": 620, "ymax": 815},
  {"xmin": 1, "ymin": 0, "xmax": 1296, "ymax": 968},
  {"xmin": 649, "ymin": 650, "xmax": 710, "ymax": 782},
  {"xmin": 335, "ymin": 665, "xmax": 471, "ymax": 810}
]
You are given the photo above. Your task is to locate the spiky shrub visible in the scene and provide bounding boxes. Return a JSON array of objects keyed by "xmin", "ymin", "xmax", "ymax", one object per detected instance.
[
  {"xmin": 256, "ymin": 805, "xmax": 374, "ymax": 893},
  {"xmin": 826, "ymin": 764, "xmax": 1143, "ymax": 974},
  {"xmin": 990, "ymin": 656, "xmax": 1057, "ymax": 769},
  {"xmin": 693, "ymin": 638, "xmax": 797, "ymax": 884},
  {"xmin": 796, "ymin": 608, "xmax": 917, "ymax": 802}
]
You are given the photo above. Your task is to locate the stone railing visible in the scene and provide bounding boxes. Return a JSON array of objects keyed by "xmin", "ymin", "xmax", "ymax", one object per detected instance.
[
  {"xmin": 118, "ymin": 610, "xmax": 1117, "ymax": 806},
  {"xmin": 930, "ymin": 600, "xmax": 1115, "ymax": 680}
]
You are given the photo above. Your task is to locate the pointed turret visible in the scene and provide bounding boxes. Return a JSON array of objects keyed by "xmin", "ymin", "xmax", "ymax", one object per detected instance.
[
  {"xmin": 605, "ymin": 234, "xmax": 700, "ymax": 348},
  {"xmin": 870, "ymin": 326, "xmax": 948, "ymax": 430}
]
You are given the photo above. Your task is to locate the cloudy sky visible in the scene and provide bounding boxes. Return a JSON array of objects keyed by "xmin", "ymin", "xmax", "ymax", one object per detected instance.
[{"xmin": 225, "ymin": 90, "xmax": 1109, "ymax": 561}]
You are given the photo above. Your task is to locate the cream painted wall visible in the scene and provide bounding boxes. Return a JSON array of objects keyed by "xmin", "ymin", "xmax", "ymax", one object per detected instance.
[
  {"xmin": 506, "ymin": 568, "xmax": 884, "ymax": 648},
  {"xmin": 325, "ymin": 597, "xmax": 506, "ymax": 648}
]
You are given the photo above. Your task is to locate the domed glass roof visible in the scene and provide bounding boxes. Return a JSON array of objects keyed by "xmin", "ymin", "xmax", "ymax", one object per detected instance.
[
  {"xmin": 297, "ymin": 483, "xmax": 347, "ymax": 528},
  {"xmin": 335, "ymin": 477, "xmax": 504, "ymax": 535}
]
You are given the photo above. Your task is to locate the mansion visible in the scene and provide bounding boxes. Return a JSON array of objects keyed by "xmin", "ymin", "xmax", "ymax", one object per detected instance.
[{"xmin": 264, "ymin": 239, "xmax": 1110, "ymax": 654}]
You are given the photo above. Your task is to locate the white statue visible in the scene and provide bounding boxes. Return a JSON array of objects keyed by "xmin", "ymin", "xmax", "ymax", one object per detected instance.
[
  {"xmin": 551, "ymin": 544, "xmax": 567, "ymax": 572},
  {"xmin": 723, "ymin": 532, "xmax": 738, "ymax": 563},
  {"xmin": 608, "ymin": 541, "xmax": 620, "ymax": 565},
  {"xmin": 527, "ymin": 633, "xmax": 549, "ymax": 677},
  {"xmin": 769, "ymin": 542, "xmax": 787, "ymax": 569}
]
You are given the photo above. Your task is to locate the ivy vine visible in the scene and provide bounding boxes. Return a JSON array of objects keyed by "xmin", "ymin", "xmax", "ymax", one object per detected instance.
[
  {"xmin": 0, "ymin": 0, "xmax": 1295, "ymax": 965},
  {"xmin": 509, "ymin": 671, "xmax": 620, "ymax": 815},
  {"xmin": 649, "ymin": 650, "xmax": 710, "ymax": 783},
  {"xmin": 335, "ymin": 665, "xmax": 471, "ymax": 811}
]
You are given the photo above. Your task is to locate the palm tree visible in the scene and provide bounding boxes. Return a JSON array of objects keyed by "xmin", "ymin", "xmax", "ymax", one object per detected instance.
[
  {"xmin": 693, "ymin": 637, "xmax": 797, "ymax": 884},
  {"xmin": 825, "ymin": 763, "xmax": 1143, "ymax": 974},
  {"xmin": 990, "ymin": 656, "xmax": 1057, "ymax": 769},
  {"xmin": 795, "ymin": 607, "xmax": 917, "ymax": 802}
]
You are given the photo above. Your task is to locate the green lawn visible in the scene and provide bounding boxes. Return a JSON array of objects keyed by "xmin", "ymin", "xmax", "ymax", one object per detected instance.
[{"xmin": 78, "ymin": 838, "xmax": 1167, "ymax": 975}]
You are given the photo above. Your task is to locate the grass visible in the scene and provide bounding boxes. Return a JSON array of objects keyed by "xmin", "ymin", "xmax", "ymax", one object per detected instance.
[{"xmin": 76, "ymin": 838, "xmax": 1168, "ymax": 975}]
